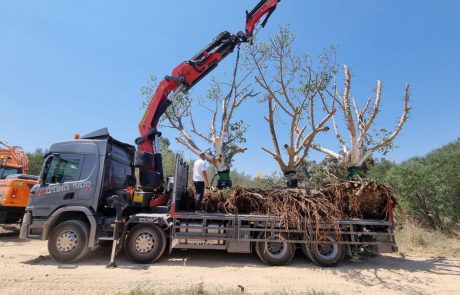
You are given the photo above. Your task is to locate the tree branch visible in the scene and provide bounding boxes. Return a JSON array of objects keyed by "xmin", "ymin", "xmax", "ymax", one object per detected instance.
[
  {"xmin": 311, "ymin": 143, "xmax": 342, "ymax": 159},
  {"xmin": 358, "ymin": 80, "xmax": 382, "ymax": 146},
  {"xmin": 342, "ymin": 65, "xmax": 358, "ymax": 146},
  {"xmin": 365, "ymin": 83, "xmax": 411, "ymax": 158},
  {"xmin": 190, "ymin": 112, "xmax": 213, "ymax": 144},
  {"xmin": 266, "ymin": 95, "xmax": 282, "ymax": 158}
]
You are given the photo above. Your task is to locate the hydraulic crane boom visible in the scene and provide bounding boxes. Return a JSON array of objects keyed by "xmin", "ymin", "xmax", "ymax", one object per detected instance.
[{"xmin": 135, "ymin": 0, "xmax": 280, "ymax": 189}]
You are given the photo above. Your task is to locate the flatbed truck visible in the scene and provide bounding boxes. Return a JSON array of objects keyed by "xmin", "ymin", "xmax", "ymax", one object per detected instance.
[
  {"xmin": 18, "ymin": 1, "xmax": 397, "ymax": 267},
  {"xmin": 20, "ymin": 129, "xmax": 397, "ymax": 267}
]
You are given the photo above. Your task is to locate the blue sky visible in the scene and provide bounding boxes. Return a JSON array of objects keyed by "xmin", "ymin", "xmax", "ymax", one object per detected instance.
[{"xmin": 1, "ymin": 0, "xmax": 459, "ymax": 176}]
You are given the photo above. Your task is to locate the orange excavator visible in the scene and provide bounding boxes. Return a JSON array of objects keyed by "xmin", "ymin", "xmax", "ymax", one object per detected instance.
[{"xmin": 0, "ymin": 141, "xmax": 38, "ymax": 223}]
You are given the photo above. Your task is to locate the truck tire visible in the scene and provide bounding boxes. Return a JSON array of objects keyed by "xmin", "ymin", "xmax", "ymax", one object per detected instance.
[
  {"xmin": 48, "ymin": 220, "xmax": 90, "ymax": 263},
  {"xmin": 125, "ymin": 224, "xmax": 166, "ymax": 264},
  {"xmin": 255, "ymin": 232, "xmax": 295, "ymax": 266},
  {"xmin": 305, "ymin": 234, "xmax": 345, "ymax": 267},
  {"xmin": 300, "ymin": 242, "xmax": 311, "ymax": 261}
]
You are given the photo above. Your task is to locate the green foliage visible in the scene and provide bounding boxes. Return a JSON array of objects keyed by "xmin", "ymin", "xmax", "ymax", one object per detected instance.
[
  {"xmin": 255, "ymin": 171, "xmax": 284, "ymax": 189},
  {"xmin": 140, "ymin": 75, "xmax": 160, "ymax": 109},
  {"xmin": 366, "ymin": 158, "xmax": 397, "ymax": 183},
  {"xmin": 299, "ymin": 157, "xmax": 391, "ymax": 188},
  {"xmin": 299, "ymin": 140, "xmax": 460, "ymax": 230},
  {"xmin": 298, "ymin": 159, "xmax": 347, "ymax": 189},
  {"xmin": 224, "ymin": 120, "xmax": 248, "ymax": 168},
  {"xmin": 160, "ymin": 137, "xmax": 177, "ymax": 179},
  {"xmin": 384, "ymin": 139, "xmax": 460, "ymax": 229},
  {"xmin": 365, "ymin": 127, "xmax": 398, "ymax": 156},
  {"xmin": 26, "ymin": 148, "xmax": 46, "ymax": 176},
  {"xmin": 228, "ymin": 170, "xmax": 255, "ymax": 187}
]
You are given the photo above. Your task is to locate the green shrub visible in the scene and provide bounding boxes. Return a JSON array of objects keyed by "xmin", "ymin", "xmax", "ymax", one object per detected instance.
[{"xmin": 385, "ymin": 139, "xmax": 460, "ymax": 229}]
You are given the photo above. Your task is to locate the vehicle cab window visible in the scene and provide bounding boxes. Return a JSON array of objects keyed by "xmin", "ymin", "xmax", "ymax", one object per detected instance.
[
  {"xmin": 41, "ymin": 154, "xmax": 81, "ymax": 184},
  {"xmin": 0, "ymin": 167, "xmax": 21, "ymax": 179}
]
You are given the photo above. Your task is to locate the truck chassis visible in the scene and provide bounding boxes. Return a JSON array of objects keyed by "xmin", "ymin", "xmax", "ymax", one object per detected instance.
[{"xmin": 118, "ymin": 211, "xmax": 397, "ymax": 267}]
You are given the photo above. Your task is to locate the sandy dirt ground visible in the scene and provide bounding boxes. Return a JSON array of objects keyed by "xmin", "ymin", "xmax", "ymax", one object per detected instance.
[{"xmin": 0, "ymin": 226, "xmax": 459, "ymax": 295}]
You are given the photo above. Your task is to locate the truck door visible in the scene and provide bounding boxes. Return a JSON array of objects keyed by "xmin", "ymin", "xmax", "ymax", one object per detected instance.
[
  {"xmin": 30, "ymin": 153, "xmax": 83, "ymax": 217},
  {"xmin": 75, "ymin": 154, "xmax": 98, "ymax": 202}
]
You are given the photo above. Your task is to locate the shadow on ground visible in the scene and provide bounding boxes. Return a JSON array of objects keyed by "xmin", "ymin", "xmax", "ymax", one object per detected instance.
[
  {"xmin": 20, "ymin": 241, "xmax": 460, "ymax": 272},
  {"xmin": 0, "ymin": 225, "xmax": 30, "ymax": 242},
  {"xmin": 15, "ymin": 239, "xmax": 460, "ymax": 294}
]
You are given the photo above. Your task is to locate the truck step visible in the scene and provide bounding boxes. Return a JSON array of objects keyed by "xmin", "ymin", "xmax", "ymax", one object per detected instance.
[
  {"xmin": 173, "ymin": 244, "xmax": 226, "ymax": 250},
  {"xmin": 174, "ymin": 232, "xmax": 226, "ymax": 238},
  {"xmin": 98, "ymin": 237, "xmax": 115, "ymax": 241}
]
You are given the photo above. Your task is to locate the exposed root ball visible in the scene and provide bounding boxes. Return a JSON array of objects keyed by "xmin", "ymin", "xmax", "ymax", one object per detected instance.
[
  {"xmin": 202, "ymin": 187, "xmax": 268, "ymax": 214},
  {"xmin": 200, "ymin": 181, "xmax": 395, "ymax": 230},
  {"xmin": 320, "ymin": 181, "xmax": 396, "ymax": 219}
]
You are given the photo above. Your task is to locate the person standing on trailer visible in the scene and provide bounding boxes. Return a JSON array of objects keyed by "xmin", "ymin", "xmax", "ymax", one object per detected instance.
[{"xmin": 193, "ymin": 152, "xmax": 209, "ymax": 213}]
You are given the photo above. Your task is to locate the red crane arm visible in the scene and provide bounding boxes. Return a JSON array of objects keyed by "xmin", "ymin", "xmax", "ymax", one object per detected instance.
[
  {"xmin": 245, "ymin": 0, "xmax": 280, "ymax": 37},
  {"xmin": 137, "ymin": 79, "xmax": 179, "ymax": 154},
  {"xmin": 137, "ymin": 31, "xmax": 239, "ymax": 154},
  {"xmin": 135, "ymin": 0, "xmax": 280, "ymax": 187}
]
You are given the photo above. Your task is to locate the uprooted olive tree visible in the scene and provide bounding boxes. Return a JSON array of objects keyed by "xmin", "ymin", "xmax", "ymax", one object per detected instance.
[
  {"xmin": 312, "ymin": 65, "xmax": 411, "ymax": 178},
  {"xmin": 142, "ymin": 54, "xmax": 257, "ymax": 188},
  {"xmin": 247, "ymin": 27, "xmax": 336, "ymax": 187}
]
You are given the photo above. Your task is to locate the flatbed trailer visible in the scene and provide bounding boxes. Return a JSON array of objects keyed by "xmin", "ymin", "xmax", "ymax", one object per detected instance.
[
  {"xmin": 20, "ymin": 131, "xmax": 397, "ymax": 267},
  {"xmin": 117, "ymin": 211, "xmax": 397, "ymax": 267}
]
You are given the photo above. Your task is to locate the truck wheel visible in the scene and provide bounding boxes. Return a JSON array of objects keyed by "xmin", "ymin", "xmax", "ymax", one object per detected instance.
[
  {"xmin": 306, "ymin": 235, "xmax": 345, "ymax": 267},
  {"xmin": 300, "ymin": 242, "xmax": 311, "ymax": 261},
  {"xmin": 125, "ymin": 224, "xmax": 166, "ymax": 264},
  {"xmin": 255, "ymin": 232, "xmax": 295, "ymax": 266},
  {"xmin": 48, "ymin": 220, "xmax": 90, "ymax": 263}
]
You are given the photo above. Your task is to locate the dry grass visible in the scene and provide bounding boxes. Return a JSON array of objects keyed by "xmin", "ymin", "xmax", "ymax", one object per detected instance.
[
  {"xmin": 123, "ymin": 284, "xmax": 336, "ymax": 295},
  {"xmin": 395, "ymin": 220, "xmax": 460, "ymax": 258}
]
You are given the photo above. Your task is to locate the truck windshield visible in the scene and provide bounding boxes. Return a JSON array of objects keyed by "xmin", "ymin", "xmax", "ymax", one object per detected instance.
[{"xmin": 0, "ymin": 167, "xmax": 21, "ymax": 179}]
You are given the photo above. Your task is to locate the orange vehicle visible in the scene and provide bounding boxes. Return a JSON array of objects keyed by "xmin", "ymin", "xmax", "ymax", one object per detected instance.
[{"xmin": 0, "ymin": 141, "xmax": 38, "ymax": 223}]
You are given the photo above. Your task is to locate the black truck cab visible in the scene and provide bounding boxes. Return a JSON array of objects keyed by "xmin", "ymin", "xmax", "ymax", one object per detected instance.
[{"xmin": 20, "ymin": 128, "xmax": 135, "ymax": 250}]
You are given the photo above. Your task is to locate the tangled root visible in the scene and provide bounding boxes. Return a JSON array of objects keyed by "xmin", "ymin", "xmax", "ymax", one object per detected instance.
[{"xmin": 200, "ymin": 181, "xmax": 395, "ymax": 232}]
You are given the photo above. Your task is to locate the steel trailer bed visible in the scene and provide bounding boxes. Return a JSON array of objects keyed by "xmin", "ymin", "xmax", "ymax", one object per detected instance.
[
  {"xmin": 169, "ymin": 212, "xmax": 397, "ymax": 254},
  {"xmin": 118, "ymin": 209, "xmax": 397, "ymax": 267}
]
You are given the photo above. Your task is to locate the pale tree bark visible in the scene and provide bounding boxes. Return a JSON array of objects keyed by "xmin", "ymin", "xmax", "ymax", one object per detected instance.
[
  {"xmin": 312, "ymin": 65, "xmax": 411, "ymax": 168},
  {"xmin": 150, "ymin": 52, "xmax": 257, "ymax": 173},
  {"xmin": 248, "ymin": 27, "xmax": 337, "ymax": 185}
]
